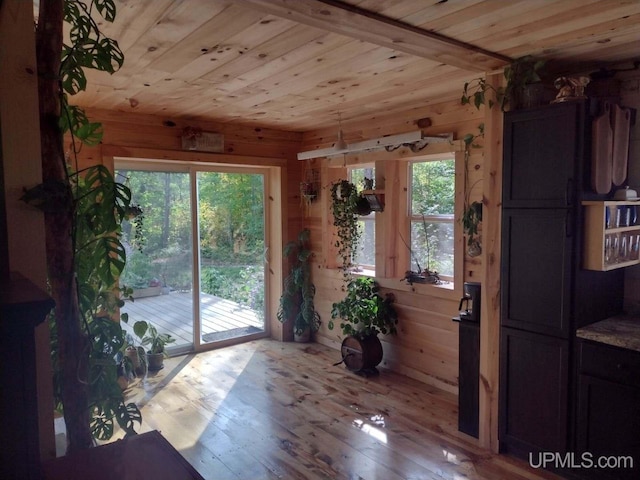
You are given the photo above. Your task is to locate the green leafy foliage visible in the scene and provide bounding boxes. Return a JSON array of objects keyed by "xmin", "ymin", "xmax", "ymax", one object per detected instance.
[
  {"xmin": 330, "ymin": 180, "xmax": 362, "ymax": 277},
  {"xmin": 277, "ymin": 229, "xmax": 321, "ymax": 336},
  {"xmin": 200, "ymin": 265, "xmax": 264, "ymax": 313},
  {"xmin": 461, "ymin": 125, "xmax": 485, "ymax": 250},
  {"xmin": 44, "ymin": 0, "xmax": 142, "ymax": 442},
  {"xmin": 409, "ymin": 159, "xmax": 455, "ymax": 276},
  {"xmin": 460, "ymin": 56, "xmax": 546, "ymax": 111},
  {"xmin": 133, "ymin": 321, "xmax": 175, "ymax": 355},
  {"xmin": 461, "ymin": 77, "xmax": 504, "ymax": 111},
  {"xmin": 118, "ymin": 169, "xmax": 266, "ymax": 316},
  {"xmin": 462, "ymin": 201, "xmax": 483, "ymax": 246},
  {"xmin": 329, "ymin": 277, "xmax": 398, "ymax": 338},
  {"xmin": 60, "ymin": 0, "xmax": 124, "ymax": 145}
]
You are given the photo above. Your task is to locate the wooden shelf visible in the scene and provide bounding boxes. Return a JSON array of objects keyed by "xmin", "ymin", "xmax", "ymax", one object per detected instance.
[
  {"xmin": 361, "ymin": 189, "xmax": 385, "ymax": 212},
  {"xmin": 582, "ymin": 201, "xmax": 640, "ymax": 271}
]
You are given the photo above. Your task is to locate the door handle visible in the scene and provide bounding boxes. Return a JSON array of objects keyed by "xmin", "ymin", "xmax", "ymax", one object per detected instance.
[{"xmin": 264, "ymin": 246, "xmax": 270, "ymax": 264}]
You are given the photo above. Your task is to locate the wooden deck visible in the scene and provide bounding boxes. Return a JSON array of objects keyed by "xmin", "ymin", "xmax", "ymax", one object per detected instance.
[
  {"xmin": 121, "ymin": 291, "xmax": 264, "ymax": 347},
  {"xmin": 97, "ymin": 339, "xmax": 562, "ymax": 480}
]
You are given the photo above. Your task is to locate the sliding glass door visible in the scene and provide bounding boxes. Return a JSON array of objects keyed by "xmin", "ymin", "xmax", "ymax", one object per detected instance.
[
  {"xmin": 195, "ymin": 170, "xmax": 266, "ymax": 346},
  {"xmin": 117, "ymin": 161, "xmax": 269, "ymax": 354}
]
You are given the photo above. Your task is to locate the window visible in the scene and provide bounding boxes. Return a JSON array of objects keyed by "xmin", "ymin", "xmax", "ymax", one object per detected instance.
[
  {"xmin": 409, "ymin": 158, "xmax": 455, "ymax": 280},
  {"xmin": 349, "ymin": 166, "xmax": 375, "ymax": 271}
]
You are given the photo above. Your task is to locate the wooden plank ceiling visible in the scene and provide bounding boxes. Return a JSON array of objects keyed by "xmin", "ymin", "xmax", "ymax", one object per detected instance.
[{"xmin": 70, "ymin": 0, "xmax": 640, "ymax": 132}]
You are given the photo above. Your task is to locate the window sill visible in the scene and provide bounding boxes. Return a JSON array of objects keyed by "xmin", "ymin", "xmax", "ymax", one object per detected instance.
[
  {"xmin": 352, "ymin": 267, "xmax": 375, "ymax": 277},
  {"xmin": 339, "ymin": 268, "xmax": 461, "ymax": 301},
  {"xmin": 376, "ymin": 276, "xmax": 460, "ymax": 301}
]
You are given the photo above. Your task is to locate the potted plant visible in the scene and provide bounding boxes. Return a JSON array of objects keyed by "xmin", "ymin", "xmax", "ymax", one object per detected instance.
[
  {"xmin": 330, "ymin": 180, "xmax": 362, "ymax": 276},
  {"xmin": 277, "ymin": 229, "xmax": 321, "ymax": 342},
  {"xmin": 120, "ymin": 333, "xmax": 147, "ymax": 378},
  {"xmin": 329, "ymin": 277, "xmax": 398, "ymax": 372},
  {"xmin": 133, "ymin": 321, "xmax": 175, "ymax": 371},
  {"xmin": 461, "ymin": 56, "xmax": 547, "ymax": 111}
]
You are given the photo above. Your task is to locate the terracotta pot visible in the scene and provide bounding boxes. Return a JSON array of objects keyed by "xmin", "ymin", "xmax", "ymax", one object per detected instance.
[{"xmin": 294, "ymin": 327, "xmax": 311, "ymax": 343}]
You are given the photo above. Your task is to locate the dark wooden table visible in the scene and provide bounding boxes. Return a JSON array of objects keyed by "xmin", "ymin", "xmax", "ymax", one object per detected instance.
[{"xmin": 42, "ymin": 430, "xmax": 205, "ymax": 480}]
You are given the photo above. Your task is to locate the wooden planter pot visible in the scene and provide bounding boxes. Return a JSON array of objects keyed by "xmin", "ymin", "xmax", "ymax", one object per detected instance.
[{"xmin": 340, "ymin": 335, "xmax": 383, "ymax": 371}]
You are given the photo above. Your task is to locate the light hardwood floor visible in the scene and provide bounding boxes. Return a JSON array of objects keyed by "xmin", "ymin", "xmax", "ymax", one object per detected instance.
[{"xmin": 117, "ymin": 339, "xmax": 560, "ymax": 480}]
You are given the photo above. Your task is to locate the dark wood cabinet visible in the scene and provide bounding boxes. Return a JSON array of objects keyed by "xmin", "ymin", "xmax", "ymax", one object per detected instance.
[
  {"xmin": 500, "ymin": 100, "xmax": 627, "ymax": 476},
  {"xmin": 576, "ymin": 341, "xmax": 640, "ymax": 480},
  {"xmin": 502, "ymin": 102, "xmax": 583, "ymax": 209},
  {"xmin": 500, "ymin": 103, "xmax": 582, "ymax": 458},
  {"xmin": 500, "ymin": 328, "xmax": 569, "ymax": 457},
  {"xmin": 1, "ymin": 274, "xmax": 54, "ymax": 480},
  {"xmin": 501, "ymin": 208, "xmax": 573, "ymax": 337}
]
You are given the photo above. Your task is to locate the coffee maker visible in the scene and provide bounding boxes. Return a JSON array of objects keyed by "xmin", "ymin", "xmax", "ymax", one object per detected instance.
[{"xmin": 458, "ymin": 282, "xmax": 481, "ymax": 322}]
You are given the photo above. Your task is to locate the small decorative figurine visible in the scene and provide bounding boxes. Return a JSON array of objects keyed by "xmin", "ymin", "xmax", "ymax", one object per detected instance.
[{"xmin": 552, "ymin": 76, "xmax": 590, "ymax": 103}]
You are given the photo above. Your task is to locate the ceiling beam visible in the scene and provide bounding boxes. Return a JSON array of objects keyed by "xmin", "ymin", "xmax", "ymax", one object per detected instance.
[{"xmin": 242, "ymin": 0, "xmax": 511, "ymax": 72}]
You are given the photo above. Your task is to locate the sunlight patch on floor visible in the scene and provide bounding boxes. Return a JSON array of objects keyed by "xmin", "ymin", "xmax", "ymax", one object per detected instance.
[{"xmin": 352, "ymin": 414, "xmax": 388, "ymax": 444}]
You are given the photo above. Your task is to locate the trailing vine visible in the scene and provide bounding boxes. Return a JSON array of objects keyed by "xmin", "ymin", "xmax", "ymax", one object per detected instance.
[
  {"xmin": 330, "ymin": 179, "xmax": 362, "ymax": 280},
  {"xmin": 461, "ymin": 125, "xmax": 484, "ymax": 256},
  {"xmin": 460, "ymin": 56, "xmax": 546, "ymax": 112}
]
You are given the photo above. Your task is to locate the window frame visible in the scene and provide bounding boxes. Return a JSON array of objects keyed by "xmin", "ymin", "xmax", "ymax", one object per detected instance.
[
  {"xmin": 348, "ymin": 165, "xmax": 376, "ymax": 274},
  {"xmin": 408, "ymin": 156, "xmax": 456, "ymax": 282}
]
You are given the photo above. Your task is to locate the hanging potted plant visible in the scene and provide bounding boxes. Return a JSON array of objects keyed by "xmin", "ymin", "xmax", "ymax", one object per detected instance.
[
  {"xmin": 461, "ymin": 56, "xmax": 547, "ymax": 111},
  {"xmin": 330, "ymin": 180, "xmax": 362, "ymax": 276},
  {"xmin": 277, "ymin": 229, "xmax": 321, "ymax": 342},
  {"xmin": 329, "ymin": 277, "xmax": 398, "ymax": 373}
]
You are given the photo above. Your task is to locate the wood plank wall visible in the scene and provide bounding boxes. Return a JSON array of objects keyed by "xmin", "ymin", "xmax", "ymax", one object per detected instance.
[
  {"xmin": 0, "ymin": 0, "xmax": 56, "ymax": 462},
  {"xmin": 73, "ymin": 108, "xmax": 304, "ymax": 243},
  {"xmin": 72, "ymin": 99, "xmax": 487, "ymax": 395},
  {"xmin": 70, "ymin": 107, "xmax": 304, "ymax": 341},
  {"xmin": 61, "ymin": 69, "xmax": 640, "ymax": 454},
  {"xmin": 298, "ymin": 100, "xmax": 486, "ymax": 394}
]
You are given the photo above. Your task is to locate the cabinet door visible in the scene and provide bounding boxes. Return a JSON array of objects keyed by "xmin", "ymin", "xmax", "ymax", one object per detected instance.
[
  {"xmin": 499, "ymin": 328, "xmax": 569, "ymax": 457},
  {"xmin": 503, "ymin": 102, "xmax": 582, "ymax": 209},
  {"xmin": 576, "ymin": 375, "xmax": 640, "ymax": 480},
  {"xmin": 501, "ymin": 209, "xmax": 573, "ymax": 337}
]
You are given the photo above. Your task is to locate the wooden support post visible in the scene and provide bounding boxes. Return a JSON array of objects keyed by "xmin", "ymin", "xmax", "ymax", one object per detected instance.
[{"xmin": 478, "ymin": 72, "xmax": 504, "ymax": 453}]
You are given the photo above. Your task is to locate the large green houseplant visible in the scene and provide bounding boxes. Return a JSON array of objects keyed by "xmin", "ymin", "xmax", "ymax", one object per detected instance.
[
  {"xmin": 277, "ymin": 229, "xmax": 321, "ymax": 341},
  {"xmin": 28, "ymin": 0, "xmax": 141, "ymax": 450},
  {"xmin": 329, "ymin": 277, "xmax": 398, "ymax": 372}
]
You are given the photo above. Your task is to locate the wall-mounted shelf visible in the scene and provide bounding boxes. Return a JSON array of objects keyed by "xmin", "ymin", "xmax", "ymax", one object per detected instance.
[
  {"xmin": 361, "ymin": 189, "xmax": 385, "ymax": 212},
  {"xmin": 582, "ymin": 201, "xmax": 640, "ymax": 271}
]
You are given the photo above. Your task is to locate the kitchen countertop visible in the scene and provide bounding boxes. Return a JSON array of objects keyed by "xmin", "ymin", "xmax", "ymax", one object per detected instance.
[{"xmin": 576, "ymin": 314, "xmax": 640, "ymax": 352}]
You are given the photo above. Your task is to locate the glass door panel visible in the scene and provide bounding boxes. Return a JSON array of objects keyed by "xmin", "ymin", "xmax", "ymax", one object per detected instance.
[
  {"xmin": 117, "ymin": 168, "xmax": 194, "ymax": 353},
  {"xmin": 196, "ymin": 171, "xmax": 266, "ymax": 345}
]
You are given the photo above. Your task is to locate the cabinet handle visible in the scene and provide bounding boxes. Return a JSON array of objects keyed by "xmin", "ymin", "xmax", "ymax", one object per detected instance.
[{"xmin": 566, "ymin": 211, "xmax": 573, "ymax": 238}]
